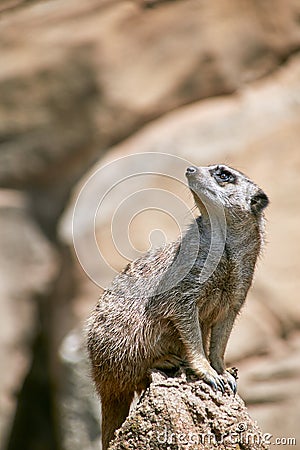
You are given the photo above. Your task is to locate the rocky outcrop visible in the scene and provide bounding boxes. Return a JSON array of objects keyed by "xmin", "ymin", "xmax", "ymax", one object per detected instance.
[{"xmin": 109, "ymin": 370, "xmax": 268, "ymax": 450}]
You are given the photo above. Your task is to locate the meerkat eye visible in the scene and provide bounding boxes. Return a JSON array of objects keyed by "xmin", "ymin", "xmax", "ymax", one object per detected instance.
[
  {"xmin": 213, "ymin": 167, "xmax": 235, "ymax": 184},
  {"xmin": 219, "ymin": 172, "xmax": 231, "ymax": 181}
]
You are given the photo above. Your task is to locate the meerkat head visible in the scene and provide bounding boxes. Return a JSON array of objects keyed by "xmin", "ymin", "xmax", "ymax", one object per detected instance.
[{"xmin": 186, "ymin": 164, "xmax": 269, "ymax": 219}]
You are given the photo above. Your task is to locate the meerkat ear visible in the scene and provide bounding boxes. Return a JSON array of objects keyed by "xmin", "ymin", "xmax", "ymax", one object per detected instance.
[{"xmin": 250, "ymin": 189, "xmax": 269, "ymax": 214}]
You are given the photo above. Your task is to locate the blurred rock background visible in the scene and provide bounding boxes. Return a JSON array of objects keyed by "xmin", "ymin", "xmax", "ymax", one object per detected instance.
[{"xmin": 1, "ymin": 0, "xmax": 300, "ymax": 449}]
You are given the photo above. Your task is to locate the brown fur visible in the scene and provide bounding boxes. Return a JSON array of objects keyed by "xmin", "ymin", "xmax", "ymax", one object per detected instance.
[{"xmin": 86, "ymin": 164, "xmax": 269, "ymax": 449}]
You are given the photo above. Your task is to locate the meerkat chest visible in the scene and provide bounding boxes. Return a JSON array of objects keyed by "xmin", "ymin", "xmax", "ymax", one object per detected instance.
[
  {"xmin": 196, "ymin": 255, "xmax": 250, "ymax": 322},
  {"xmin": 196, "ymin": 284, "xmax": 233, "ymax": 323}
]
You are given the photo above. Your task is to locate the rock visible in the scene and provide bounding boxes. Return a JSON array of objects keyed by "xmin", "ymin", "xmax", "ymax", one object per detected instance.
[
  {"xmin": 109, "ymin": 370, "xmax": 268, "ymax": 450},
  {"xmin": 0, "ymin": 190, "xmax": 58, "ymax": 450}
]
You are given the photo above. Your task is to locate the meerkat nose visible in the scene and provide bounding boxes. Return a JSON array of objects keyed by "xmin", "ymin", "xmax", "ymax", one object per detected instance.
[{"xmin": 186, "ymin": 166, "xmax": 198, "ymax": 175}]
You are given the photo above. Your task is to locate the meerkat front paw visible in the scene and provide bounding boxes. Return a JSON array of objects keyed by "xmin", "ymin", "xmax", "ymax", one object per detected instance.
[
  {"xmin": 190, "ymin": 365, "xmax": 226, "ymax": 393},
  {"xmin": 203, "ymin": 369, "xmax": 226, "ymax": 393},
  {"xmin": 210, "ymin": 359, "xmax": 238, "ymax": 394}
]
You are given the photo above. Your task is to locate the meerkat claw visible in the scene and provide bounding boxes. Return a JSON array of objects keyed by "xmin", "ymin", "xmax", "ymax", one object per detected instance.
[
  {"xmin": 217, "ymin": 377, "xmax": 226, "ymax": 393},
  {"xmin": 205, "ymin": 374, "xmax": 225, "ymax": 393},
  {"xmin": 209, "ymin": 380, "xmax": 218, "ymax": 392}
]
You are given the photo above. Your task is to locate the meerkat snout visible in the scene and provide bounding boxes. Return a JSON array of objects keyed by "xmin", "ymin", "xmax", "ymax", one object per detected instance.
[{"xmin": 186, "ymin": 166, "xmax": 198, "ymax": 175}]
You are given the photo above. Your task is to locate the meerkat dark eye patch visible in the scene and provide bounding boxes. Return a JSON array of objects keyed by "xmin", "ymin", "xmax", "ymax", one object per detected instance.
[
  {"xmin": 251, "ymin": 190, "xmax": 269, "ymax": 214},
  {"xmin": 211, "ymin": 166, "xmax": 236, "ymax": 184}
]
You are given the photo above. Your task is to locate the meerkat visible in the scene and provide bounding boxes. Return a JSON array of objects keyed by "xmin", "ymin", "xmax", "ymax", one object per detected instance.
[{"xmin": 86, "ymin": 164, "xmax": 269, "ymax": 450}]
